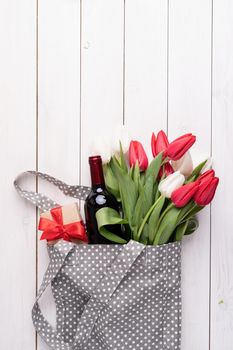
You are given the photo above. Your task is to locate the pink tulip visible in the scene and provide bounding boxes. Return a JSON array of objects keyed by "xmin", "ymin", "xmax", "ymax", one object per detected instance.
[
  {"xmin": 129, "ymin": 140, "xmax": 148, "ymax": 171},
  {"xmin": 171, "ymin": 181, "xmax": 199, "ymax": 207},
  {"xmin": 166, "ymin": 133, "xmax": 196, "ymax": 160},
  {"xmin": 151, "ymin": 130, "xmax": 169, "ymax": 158},
  {"xmin": 194, "ymin": 177, "xmax": 219, "ymax": 206}
]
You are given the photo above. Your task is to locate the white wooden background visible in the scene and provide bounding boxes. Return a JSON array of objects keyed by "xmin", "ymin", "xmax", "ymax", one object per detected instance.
[{"xmin": 0, "ymin": 0, "xmax": 232, "ymax": 349}]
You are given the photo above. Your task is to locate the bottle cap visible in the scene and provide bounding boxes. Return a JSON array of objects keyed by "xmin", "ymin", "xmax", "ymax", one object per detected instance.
[
  {"xmin": 89, "ymin": 155, "xmax": 102, "ymax": 164},
  {"xmin": 89, "ymin": 156, "xmax": 104, "ymax": 186}
]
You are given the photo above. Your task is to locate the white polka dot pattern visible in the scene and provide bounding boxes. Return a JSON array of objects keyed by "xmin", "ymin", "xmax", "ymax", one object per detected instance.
[
  {"xmin": 32, "ymin": 240, "xmax": 182, "ymax": 350},
  {"xmin": 14, "ymin": 171, "xmax": 91, "ymax": 212}
]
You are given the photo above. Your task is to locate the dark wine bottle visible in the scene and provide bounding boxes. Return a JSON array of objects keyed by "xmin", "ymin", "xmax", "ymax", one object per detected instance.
[{"xmin": 84, "ymin": 155, "xmax": 121, "ymax": 244}]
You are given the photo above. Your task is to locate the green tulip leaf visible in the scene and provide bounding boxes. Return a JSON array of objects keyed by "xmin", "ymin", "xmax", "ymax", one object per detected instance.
[
  {"xmin": 184, "ymin": 216, "xmax": 199, "ymax": 235},
  {"xmin": 131, "ymin": 187, "xmax": 146, "ymax": 238},
  {"xmin": 178, "ymin": 203, "xmax": 203, "ymax": 224},
  {"xmin": 129, "ymin": 166, "xmax": 134, "ymax": 180},
  {"xmin": 117, "ymin": 172, "xmax": 138, "ymax": 228},
  {"xmin": 103, "ymin": 164, "xmax": 120, "ymax": 201},
  {"xmin": 96, "ymin": 207, "xmax": 128, "ymax": 244},
  {"xmin": 139, "ymin": 172, "xmax": 145, "ymax": 192},
  {"xmin": 145, "ymin": 152, "xmax": 163, "ymax": 182},
  {"xmin": 154, "ymin": 182, "xmax": 160, "ymax": 201},
  {"xmin": 137, "ymin": 195, "xmax": 164, "ymax": 241},
  {"xmin": 119, "ymin": 142, "xmax": 128, "ymax": 173},
  {"xmin": 175, "ymin": 215, "xmax": 199, "ymax": 241},
  {"xmin": 187, "ymin": 159, "xmax": 208, "ymax": 181},
  {"xmin": 185, "ymin": 175, "xmax": 196, "ymax": 184},
  {"xmin": 133, "ymin": 161, "xmax": 140, "ymax": 192},
  {"xmin": 153, "ymin": 206, "xmax": 181, "ymax": 245},
  {"xmin": 109, "ymin": 155, "xmax": 138, "ymax": 226},
  {"xmin": 148, "ymin": 195, "xmax": 165, "ymax": 244},
  {"xmin": 175, "ymin": 220, "xmax": 189, "ymax": 241},
  {"xmin": 177, "ymin": 201, "xmax": 196, "ymax": 223},
  {"xmin": 142, "ymin": 176, "xmax": 154, "ymax": 214},
  {"xmin": 140, "ymin": 223, "xmax": 149, "ymax": 244},
  {"xmin": 131, "ymin": 176, "xmax": 155, "ymax": 239},
  {"xmin": 110, "ymin": 155, "xmax": 126, "ymax": 178}
]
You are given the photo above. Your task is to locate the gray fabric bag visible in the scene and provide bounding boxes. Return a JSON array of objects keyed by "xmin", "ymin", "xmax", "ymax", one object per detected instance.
[{"xmin": 15, "ymin": 171, "xmax": 182, "ymax": 350}]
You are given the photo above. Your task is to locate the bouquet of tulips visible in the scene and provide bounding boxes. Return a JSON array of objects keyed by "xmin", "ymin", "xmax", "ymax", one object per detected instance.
[{"xmin": 96, "ymin": 130, "xmax": 219, "ymax": 245}]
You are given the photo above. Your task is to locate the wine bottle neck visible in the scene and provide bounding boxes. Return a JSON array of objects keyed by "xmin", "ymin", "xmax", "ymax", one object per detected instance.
[{"xmin": 89, "ymin": 155, "xmax": 105, "ymax": 188}]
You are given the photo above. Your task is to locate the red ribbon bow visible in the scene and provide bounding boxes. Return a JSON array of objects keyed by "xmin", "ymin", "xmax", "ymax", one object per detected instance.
[{"xmin": 38, "ymin": 206, "xmax": 88, "ymax": 243}]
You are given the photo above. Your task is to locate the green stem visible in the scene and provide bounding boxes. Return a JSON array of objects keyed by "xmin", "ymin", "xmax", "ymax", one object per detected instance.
[
  {"xmin": 161, "ymin": 157, "xmax": 169, "ymax": 166},
  {"xmin": 152, "ymin": 202, "xmax": 174, "ymax": 245},
  {"xmin": 158, "ymin": 202, "xmax": 174, "ymax": 224},
  {"xmin": 178, "ymin": 203, "xmax": 203, "ymax": 224},
  {"xmin": 137, "ymin": 195, "xmax": 163, "ymax": 241}
]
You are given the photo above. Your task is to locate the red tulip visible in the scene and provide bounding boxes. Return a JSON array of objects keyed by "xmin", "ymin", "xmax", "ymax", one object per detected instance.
[
  {"xmin": 159, "ymin": 162, "xmax": 174, "ymax": 178},
  {"xmin": 129, "ymin": 140, "xmax": 148, "ymax": 171},
  {"xmin": 171, "ymin": 181, "xmax": 199, "ymax": 207},
  {"xmin": 198, "ymin": 169, "xmax": 215, "ymax": 184},
  {"xmin": 151, "ymin": 130, "xmax": 169, "ymax": 158},
  {"xmin": 194, "ymin": 177, "xmax": 219, "ymax": 206},
  {"xmin": 166, "ymin": 133, "xmax": 196, "ymax": 160},
  {"xmin": 151, "ymin": 133, "xmax": 157, "ymax": 157}
]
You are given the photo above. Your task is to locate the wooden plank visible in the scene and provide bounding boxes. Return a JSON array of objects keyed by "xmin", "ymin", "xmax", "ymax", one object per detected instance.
[
  {"xmin": 37, "ymin": 0, "xmax": 81, "ymax": 348},
  {"xmin": 211, "ymin": 1, "xmax": 233, "ymax": 348},
  {"xmin": 168, "ymin": 1, "xmax": 212, "ymax": 349},
  {"xmin": 0, "ymin": 0, "xmax": 37, "ymax": 349},
  {"xmin": 124, "ymin": 0, "xmax": 168, "ymax": 155},
  {"xmin": 80, "ymin": 0, "xmax": 124, "ymax": 185}
]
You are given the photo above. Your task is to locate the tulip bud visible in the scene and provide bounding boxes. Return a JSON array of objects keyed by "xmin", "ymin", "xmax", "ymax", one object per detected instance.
[
  {"xmin": 158, "ymin": 171, "xmax": 185, "ymax": 198},
  {"xmin": 166, "ymin": 133, "xmax": 196, "ymax": 161},
  {"xmin": 198, "ymin": 169, "xmax": 215, "ymax": 185},
  {"xmin": 171, "ymin": 151, "xmax": 193, "ymax": 177},
  {"xmin": 112, "ymin": 125, "xmax": 131, "ymax": 154},
  {"xmin": 151, "ymin": 133, "xmax": 157, "ymax": 157},
  {"xmin": 171, "ymin": 181, "xmax": 199, "ymax": 207},
  {"xmin": 194, "ymin": 177, "xmax": 219, "ymax": 206},
  {"xmin": 90, "ymin": 137, "xmax": 112, "ymax": 164},
  {"xmin": 151, "ymin": 130, "xmax": 169, "ymax": 158},
  {"xmin": 129, "ymin": 140, "xmax": 148, "ymax": 171}
]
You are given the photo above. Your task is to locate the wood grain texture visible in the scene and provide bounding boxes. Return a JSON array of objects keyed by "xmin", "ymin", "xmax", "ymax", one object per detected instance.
[
  {"xmin": 38, "ymin": 0, "xmax": 81, "ymax": 348},
  {"xmin": 1, "ymin": 1, "xmax": 233, "ymax": 349},
  {"xmin": 124, "ymin": 0, "xmax": 168, "ymax": 155},
  {"xmin": 0, "ymin": 0, "xmax": 37, "ymax": 349},
  {"xmin": 80, "ymin": 0, "xmax": 124, "ymax": 185},
  {"xmin": 168, "ymin": 0, "xmax": 212, "ymax": 349},
  {"xmin": 211, "ymin": 1, "xmax": 233, "ymax": 348}
]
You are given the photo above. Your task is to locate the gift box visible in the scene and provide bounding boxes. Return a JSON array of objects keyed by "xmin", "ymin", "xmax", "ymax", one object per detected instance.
[{"xmin": 38, "ymin": 202, "xmax": 88, "ymax": 245}]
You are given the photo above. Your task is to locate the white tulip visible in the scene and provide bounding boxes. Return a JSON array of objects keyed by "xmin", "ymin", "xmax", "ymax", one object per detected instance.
[
  {"xmin": 112, "ymin": 125, "xmax": 131, "ymax": 154},
  {"xmin": 200, "ymin": 157, "xmax": 213, "ymax": 174},
  {"xmin": 158, "ymin": 171, "xmax": 185, "ymax": 198},
  {"xmin": 90, "ymin": 126, "xmax": 131, "ymax": 164},
  {"xmin": 89, "ymin": 137, "xmax": 112, "ymax": 164},
  {"xmin": 172, "ymin": 151, "xmax": 193, "ymax": 177}
]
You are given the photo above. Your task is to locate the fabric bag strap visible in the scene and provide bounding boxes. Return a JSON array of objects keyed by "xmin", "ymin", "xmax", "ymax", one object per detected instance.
[
  {"xmin": 14, "ymin": 170, "xmax": 91, "ymax": 211},
  {"xmin": 32, "ymin": 240, "xmax": 76, "ymax": 350},
  {"xmin": 32, "ymin": 240, "xmax": 146, "ymax": 350}
]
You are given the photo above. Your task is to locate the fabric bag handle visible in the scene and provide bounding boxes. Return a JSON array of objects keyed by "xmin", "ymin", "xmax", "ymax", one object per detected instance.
[
  {"xmin": 14, "ymin": 170, "xmax": 91, "ymax": 211},
  {"xmin": 32, "ymin": 240, "xmax": 146, "ymax": 350}
]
